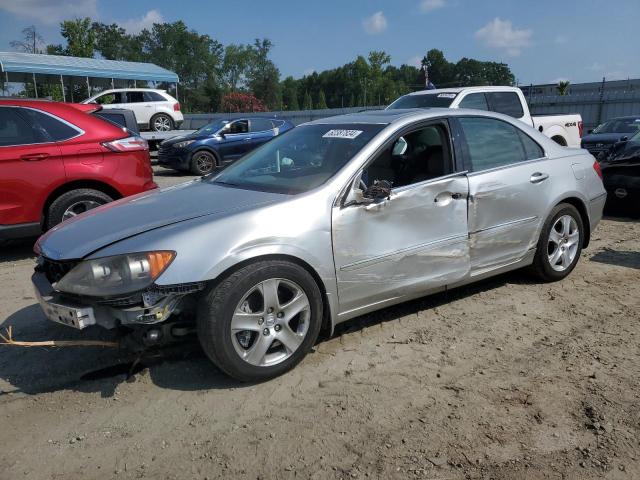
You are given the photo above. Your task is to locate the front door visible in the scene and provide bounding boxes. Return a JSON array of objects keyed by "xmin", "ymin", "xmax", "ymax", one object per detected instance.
[
  {"xmin": 218, "ymin": 120, "xmax": 251, "ymax": 161},
  {"xmin": 454, "ymin": 116, "xmax": 551, "ymax": 274},
  {"xmin": 332, "ymin": 121, "xmax": 470, "ymax": 315}
]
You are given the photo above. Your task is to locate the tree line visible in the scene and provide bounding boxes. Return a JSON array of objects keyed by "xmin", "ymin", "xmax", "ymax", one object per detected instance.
[{"xmin": 10, "ymin": 21, "xmax": 516, "ymax": 112}]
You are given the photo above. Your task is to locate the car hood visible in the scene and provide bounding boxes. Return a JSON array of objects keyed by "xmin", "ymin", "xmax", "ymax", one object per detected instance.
[
  {"xmin": 162, "ymin": 132, "xmax": 210, "ymax": 145},
  {"xmin": 36, "ymin": 181, "xmax": 286, "ymax": 260},
  {"xmin": 582, "ymin": 133, "xmax": 630, "ymax": 144}
]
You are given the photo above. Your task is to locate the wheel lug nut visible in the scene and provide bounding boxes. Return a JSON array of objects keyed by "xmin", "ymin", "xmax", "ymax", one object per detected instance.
[
  {"xmin": 277, "ymin": 312, "xmax": 283, "ymax": 318},
  {"xmin": 274, "ymin": 325, "xmax": 281, "ymax": 332},
  {"xmin": 263, "ymin": 328, "xmax": 270, "ymax": 336},
  {"xmin": 258, "ymin": 318, "xmax": 264, "ymax": 325},
  {"xmin": 268, "ymin": 307, "xmax": 274, "ymax": 313}
]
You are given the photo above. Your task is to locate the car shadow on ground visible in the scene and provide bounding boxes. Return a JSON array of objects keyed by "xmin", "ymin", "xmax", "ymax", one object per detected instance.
[
  {"xmin": 0, "ymin": 238, "xmax": 36, "ymax": 262},
  {"xmin": 0, "ymin": 269, "xmax": 535, "ymax": 398},
  {"xmin": 590, "ymin": 248, "xmax": 640, "ymax": 270}
]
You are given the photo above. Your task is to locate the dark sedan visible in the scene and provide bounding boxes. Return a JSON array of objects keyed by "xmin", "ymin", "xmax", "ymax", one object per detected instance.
[
  {"xmin": 599, "ymin": 131, "xmax": 640, "ymax": 216},
  {"xmin": 581, "ymin": 116, "xmax": 640, "ymax": 157},
  {"xmin": 158, "ymin": 117, "xmax": 294, "ymax": 175}
]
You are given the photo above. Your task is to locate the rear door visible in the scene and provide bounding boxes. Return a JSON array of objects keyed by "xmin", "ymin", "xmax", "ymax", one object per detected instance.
[
  {"xmin": 454, "ymin": 116, "xmax": 551, "ymax": 274},
  {"xmin": 0, "ymin": 107, "xmax": 66, "ymax": 226},
  {"xmin": 332, "ymin": 120, "xmax": 470, "ymax": 315},
  {"xmin": 121, "ymin": 91, "xmax": 152, "ymax": 126}
]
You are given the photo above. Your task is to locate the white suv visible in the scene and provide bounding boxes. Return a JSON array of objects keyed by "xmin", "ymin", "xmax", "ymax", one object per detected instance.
[{"xmin": 82, "ymin": 88, "xmax": 183, "ymax": 132}]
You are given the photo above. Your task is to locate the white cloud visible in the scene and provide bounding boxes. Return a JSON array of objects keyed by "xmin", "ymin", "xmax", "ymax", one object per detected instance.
[
  {"xmin": 362, "ymin": 11, "xmax": 387, "ymax": 35},
  {"xmin": 0, "ymin": 0, "xmax": 97, "ymax": 24},
  {"xmin": 419, "ymin": 0, "xmax": 445, "ymax": 13},
  {"xmin": 121, "ymin": 9, "xmax": 163, "ymax": 34},
  {"xmin": 407, "ymin": 55, "xmax": 423, "ymax": 67},
  {"xmin": 475, "ymin": 18, "xmax": 532, "ymax": 56}
]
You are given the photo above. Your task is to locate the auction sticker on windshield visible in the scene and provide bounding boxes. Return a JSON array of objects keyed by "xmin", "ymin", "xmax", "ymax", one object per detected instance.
[
  {"xmin": 437, "ymin": 93, "xmax": 457, "ymax": 99},
  {"xmin": 323, "ymin": 129, "xmax": 363, "ymax": 139}
]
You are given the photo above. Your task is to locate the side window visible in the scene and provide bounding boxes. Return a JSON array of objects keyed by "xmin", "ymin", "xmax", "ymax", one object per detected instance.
[
  {"xmin": 126, "ymin": 91, "xmax": 145, "ymax": 103},
  {"xmin": 458, "ymin": 93, "xmax": 488, "ymax": 111},
  {"xmin": 486, "ymin": 92, "xmax": 524, "ymax": 118},
  {"xmin": 143, "ymin": 91, "xmax": 165, "ymax": 102},
  {"xmin": 0, "ymin": 107, "xmax": 38, "ymax": 146},
  {"xmin": 363, "ymin": 124, "xmax": 452, "ymax": 189},
  {"xmin": 519, "ymin": 130, "xmax": 544, "ymax": 160},
  {"xmin": 19, "ymin": 108, "xmax": 80, "ymax": 142},
  {"xmin": 250, "ymin": 118, "xmax": 274, "ymax": 132},
  {"xmin": 95, "ymin": 93, "xmax": 121, "ymax": 105},
  {"xmin": 459, "ymin": 117, "xmax": 526, "ymax": 172},
  {"xmin": 229, "ymin": 120, "xmax": 249, "ymax": 134}
]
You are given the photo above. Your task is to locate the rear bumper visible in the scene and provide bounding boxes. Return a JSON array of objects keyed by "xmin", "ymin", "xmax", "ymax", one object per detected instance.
[
  {"xmin": 0, "ymin": 222, "xmax": 41, "ymax": 241},
  {"xmin": 588, "ymin": 192, "xmax": 607, "ymax": 231}
]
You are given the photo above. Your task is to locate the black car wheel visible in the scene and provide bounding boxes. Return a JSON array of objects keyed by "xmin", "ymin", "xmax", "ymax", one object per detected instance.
[
  {"xmin": 190, "ymin": 151, "xmax": 216, "ymax": 175},
  {"xmin": 197, "ymin": 259, "xmax": 323, "ymax": 382},
  {"xmin": 47, "ymin": 189, "xmax": 113, "ymax": 229}
]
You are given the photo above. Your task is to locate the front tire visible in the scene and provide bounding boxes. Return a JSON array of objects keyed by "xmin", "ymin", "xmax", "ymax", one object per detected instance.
[
  {"xmin": 531, "ymin": 203, "xmax": 584, "ymax": 281},
  {"xmin": 190, "ymin": 150, "xmax": 216, "ymax": 175},
  {"xmin": 197, "ymin": 260, "xmax": 323, "ymax": 382},
  {"xmin": 46, "ymin": 188, "xmax": 113, "ymax": 229}
]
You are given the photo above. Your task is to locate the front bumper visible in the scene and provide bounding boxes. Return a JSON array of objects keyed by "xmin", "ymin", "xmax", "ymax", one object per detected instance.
[
  {"xmin": 157, "ymin": 146, "xmax": 192, "ymax": 170},
  {"xmin": 32, "ymin": 271, "xmax": 200, "ymax": 330}
]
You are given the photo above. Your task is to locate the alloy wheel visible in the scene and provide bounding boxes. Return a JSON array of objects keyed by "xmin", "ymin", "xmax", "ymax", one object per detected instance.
[
  {"xmin": 153, "ymin": 115, "xmax": 172, "ymax": 131},
  {"xmin": 195, "ymin": 153, "xmax": 214, "ymax": 174},
  {"xmin": 230, "ymin": 278, "xmax": 311, "ymax": 367},
  {"xmin": 62, "ymin": 200, "xmax": 102, "ymax": 221},
  {"xmin": 547, "ymin": 214, "xmax": 580, "ymax": 272}
]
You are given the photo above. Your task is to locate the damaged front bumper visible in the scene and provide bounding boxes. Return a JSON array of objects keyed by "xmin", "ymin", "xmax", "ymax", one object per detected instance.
[{"xmin": 32, "ymin": 271, "xmax": 203, "ymax": 330}]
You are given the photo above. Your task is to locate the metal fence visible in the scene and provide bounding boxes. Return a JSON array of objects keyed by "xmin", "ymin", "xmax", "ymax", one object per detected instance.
[
  {"xmin": 182, "ymin": 106, "xmax": 385, "ymax": 130},
  {"xmin": 528, "ymin": 91, "xmax": 640, "ymax": 131}
]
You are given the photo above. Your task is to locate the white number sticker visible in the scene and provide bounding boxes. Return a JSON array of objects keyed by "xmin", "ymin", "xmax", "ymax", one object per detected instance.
[
  {"xmin": 323, "ymin": 129, "xmax": 363, "ymax": 139},
  {"xmin": 437, "ymin": 93, "xmax": 457, "ymax": 99}
]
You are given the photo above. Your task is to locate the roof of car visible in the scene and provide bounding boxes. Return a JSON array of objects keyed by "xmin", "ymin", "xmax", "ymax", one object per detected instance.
[
  {"xmin": 405, "ymin": 85, "xmax": 520, "ymax": 96},
  {"xmin": 92, "ymin": 88, "xmax": 167, "ymax": 93},
  {"xmin": 304, "ymin": 108, "xmax": 451, "ymax": 126}
]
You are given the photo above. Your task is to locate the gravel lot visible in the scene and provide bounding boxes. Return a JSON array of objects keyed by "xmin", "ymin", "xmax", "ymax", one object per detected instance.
[{"xmin": 1, "ymin": 167, "xmax": 639, "ymax": 479}]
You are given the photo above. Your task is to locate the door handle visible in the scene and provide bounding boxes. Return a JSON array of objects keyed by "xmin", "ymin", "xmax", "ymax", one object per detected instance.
[
  {"xmin": 434, "ymin": 192, "xmax": 464, "ymax": 203},
  {"xmin": 244, "ymin": 137, "xmax": 252, "ymax": 141},
  {"xmin": 530, "ymin": 172, "xmax": 549, "ymax": 184},
  {"xmin": 20, "ymin": 153, "xmax": 49, "ymax": 161}
]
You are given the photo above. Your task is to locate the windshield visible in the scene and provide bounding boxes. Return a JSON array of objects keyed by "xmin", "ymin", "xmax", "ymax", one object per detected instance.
[
  {"xmin": 195, "ymin": 120, "xmax": 229, "ymax": 135},
  {"xmin": 387, "ymin": 92, "xmax": 457, "ymax": 109},
  {"xmin": 592, "ymin": 118, "xmax": 640, "ymax": 134},
  {"xmin": 208, "ymin": 123, "xmax": 385, "ymax": 194}
]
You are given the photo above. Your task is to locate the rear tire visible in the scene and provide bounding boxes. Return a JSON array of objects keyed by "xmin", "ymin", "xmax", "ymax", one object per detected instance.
[
  {"xmin": 190, "ymin": 150, "xmax": 216, "ymax": 175},
  {"xmin": 531, "ymin": 203, "xmax": 584, "ymax": 282},
  {"xmin": 46, "ymin": 188, "xmax": 113, "ymax": 229},
  {"xmin": 197, "ymin": 260, "xmax": 323, "ymax": 382},
  {"xmin": 151, "ymin": 113, "xmax": 174, "ymax": 132}
]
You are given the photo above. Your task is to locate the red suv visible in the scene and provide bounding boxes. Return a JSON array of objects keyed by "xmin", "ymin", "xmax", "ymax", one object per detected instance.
[{"xmin": 0, "ymin": 100, "xmax": 156, "ymax": 241}]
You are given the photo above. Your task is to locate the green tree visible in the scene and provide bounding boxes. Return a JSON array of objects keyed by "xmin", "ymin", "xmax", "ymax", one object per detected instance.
[
  {"xmin": 60, "ymin": 18, "xmax": 95, "ymax": 57},
  {"xmin": 247, "ymin": 38, "xmax": 280, "ymax": 109},
  {"xmin": 557, "ymin": 80, "xmax": 570, "ymax": 95},
  {"xmin": 92, "ymin": 23, "xmax": 143, "ymax": 61},
  {"xmin": 421, "ymin": 49, "xmax": 455, "ymax": 87},
  {"xmin": 316, "ymin": 90, "xmax": 328, "ymax": 109},
  {"xmin": 222, "ymin": 44, "xmax": 252, "ymax": 91},
  {"xmin": 281, "ymin": 76, "xmax": 299, "ymax": 110},
  {"xmin": 303, "ymin": 91, "xmax": 313, "ymax": 110}
]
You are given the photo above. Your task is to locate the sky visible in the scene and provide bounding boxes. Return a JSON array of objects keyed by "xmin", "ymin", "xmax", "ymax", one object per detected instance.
[{"xmin": 0, "ymin": 0, "xmax": 639, "ymax": 85}]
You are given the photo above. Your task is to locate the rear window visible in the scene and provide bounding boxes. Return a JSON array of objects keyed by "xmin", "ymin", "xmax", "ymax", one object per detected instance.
[
  {"xmin": 144, "ymin": 91, "xmax": 166, "ymax": 102},
  {"xmin": 387, "ymin": 92, "xmax": 458, "ymax": 109},
  {"xmin": 486, "ymin": 92, "xmax": 524, "ymax": 118},
  {"xmin": 20, "ymin": 108, "xmax": 80, "ymax": 142}
]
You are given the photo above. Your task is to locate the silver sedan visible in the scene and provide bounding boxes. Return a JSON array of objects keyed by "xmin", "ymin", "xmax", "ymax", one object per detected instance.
[{"xmin": 33, "ymin": 108, "xmax": 607, "ymax": 381}]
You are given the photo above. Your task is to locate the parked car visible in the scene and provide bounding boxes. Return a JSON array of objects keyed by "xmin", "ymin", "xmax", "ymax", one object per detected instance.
[
  {"xmin": 581, "ymin": 115, "xmax": 640, "ymax": 157},
  {"xmin": 598, "ymin": 130, "xmax": 640, "ymax": 215},
  {"xmin": 158, "ymin": 117, "xmax": 294, "ymax": 175},
  {"xmin": 0, "ymin": 99, "xmax": 156, "ymax": 241},
  {"xmin": 82, "ymin": 88, "xmax": 183, "ymax": 132},
  {"xmin": 387, "ymin": 86, "xmax": 583, "ymax": 147},
  {"xmin": 32, "ymin": 109, "xmax": 605, "ymax": 381}
]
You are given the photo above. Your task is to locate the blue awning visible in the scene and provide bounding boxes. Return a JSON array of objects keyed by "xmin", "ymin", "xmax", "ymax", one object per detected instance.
[{"xmin": 0, "ymin": 52, "xmax": 178, "ymax": 83}]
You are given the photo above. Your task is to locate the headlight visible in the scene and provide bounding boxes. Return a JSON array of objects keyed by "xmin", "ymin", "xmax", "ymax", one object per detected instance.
[
  {"xmin": 55, "ymin": 251, "xmax": 176, "ymax": 297},
  {"xmin": 174, "ymin": 140, "xmax": 195, "ymax": 149}
]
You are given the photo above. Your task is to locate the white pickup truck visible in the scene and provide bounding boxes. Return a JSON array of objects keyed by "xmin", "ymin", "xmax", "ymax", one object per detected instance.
[{"xmin": 387, "ymin": 86, "xmax": 583, "ymax": 148}]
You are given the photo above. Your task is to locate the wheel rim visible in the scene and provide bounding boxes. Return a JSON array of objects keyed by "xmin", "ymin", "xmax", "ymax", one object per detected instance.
[
  {"xmin": 195, "ymin": 153, "xmax": 214, "ymax": 173},
  {"xmin": 154, "ymin": 116, "xmax": 171, "ymax": 131},
  {"xmin": 547, "ymin": 214, "xmax": 580, "ymax": 272},
  {"xmin": 230, "ymin": 278, "xmax": 311, "ymax": 367},
  {"xmin": 62, "ymin": 200, "xmax": 102, "ymax": 221}
]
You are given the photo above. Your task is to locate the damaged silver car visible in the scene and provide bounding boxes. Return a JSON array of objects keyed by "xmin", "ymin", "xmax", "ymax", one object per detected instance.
[{"xmin": 33, "ymin": 109, "xmax": 607, "ymax": 381}]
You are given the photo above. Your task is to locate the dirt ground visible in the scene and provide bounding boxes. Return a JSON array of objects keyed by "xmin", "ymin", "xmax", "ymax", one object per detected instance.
[{"xmin": 1, "ymin": 168, "xmax": 639, "ymax": 480}]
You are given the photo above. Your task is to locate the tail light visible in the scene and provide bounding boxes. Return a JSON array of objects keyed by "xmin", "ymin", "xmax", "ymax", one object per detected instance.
[
  {"xmin": 593, "ymin": 160, "xmax": 603, "ymax": 179},
  {"xmin": 578, "ymin": 121, "xmax": 584, "ymax": 138},
  {"xmin": 173, "ymin": 103, "xmax": 181, "ymax": 111},
  {"xmin": 103, "ymin": 136, "xmax": 149, "ymax": 152}
]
